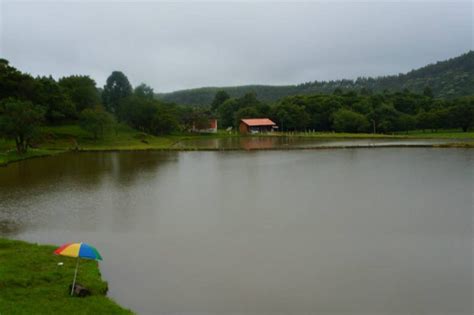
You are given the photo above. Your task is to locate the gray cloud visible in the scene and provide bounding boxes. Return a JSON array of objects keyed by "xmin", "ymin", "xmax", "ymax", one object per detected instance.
[{"xmin": 1, "ymin": 1, "xmax": 472, "ymax": 92}]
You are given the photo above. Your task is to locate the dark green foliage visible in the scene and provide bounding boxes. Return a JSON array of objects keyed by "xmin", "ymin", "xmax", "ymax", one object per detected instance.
[
  {"xmin": 0, "ymin": 59, "xmax": 38, "ymax": 101},
  {"xmin": 134, "ymin": 83, "xmax": 155, "ymax": 100},
  {"xmin": 102, "ymin": 71, "xmax": 132, "ymax": 114},
  {"xmin": 271, "ymin": 101, "xmax": 310, "ymax": 131},
  {"xmin": 213, "ymin": 87, "xmax": 472, "ymax": 133},
  {"xmin": 423, "ymin": 86, "xmax": 434, "ymax": 98},
  {"xmin": 119, "ymin": 95, "xmax": 178, "ymax": 135},
  {"xmin": 59, "ymin": 75, "xmax": 101, "ymax": 112},
  {"xmin": 181, "ymin": 107, "xmax": 212, "ymax": 130},
  {"xmin": 449, "ymin": 97, "xmax": 474, "ymax": 132},
  {"xmin": 332, "ymin": 109, "xmax": 369, "ymax": 132},
  {"xmin": 217, "ymin": 98, "xmax": 238, "ymax": 128},
  {"xmin": 150, "ymin": 107, "xmax": 179, "ymax": 135},
  {"xmin": 158, "ymin": 51, "xmax": 474, "ymax": 105},
  {"xmin": 0, "ymin": 98, "xmax": 44, "ymax": 153},
  {"xmin": 0, "ymin": 61, "xmax": 76, "ymax": 124},
  {"xmin": 211, "ymin": 90, "xmax": 230, "ymax": 112},
  {"xmin": 79, "ymin": 107, "xmax": 115, "ymax": 139},
  {"xmin": 1, "ymin": 56, "xmax": 472, "ymax": 136},
  {"xmin": 35, "ymin": 76, "xmax": 76, "ymax": 123}
]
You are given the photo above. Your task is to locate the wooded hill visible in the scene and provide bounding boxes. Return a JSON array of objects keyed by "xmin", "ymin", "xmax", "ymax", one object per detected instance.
[{"xmin": 157, "ymin": 51, "xmax": 474, "ymax": 105}]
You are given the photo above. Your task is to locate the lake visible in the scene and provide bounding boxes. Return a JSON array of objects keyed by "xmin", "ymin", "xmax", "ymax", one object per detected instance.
[
  {"xmin": 173, "ymin": 136, "xmax": 471, "ymax": 150},
  {"xmin": 0, "ymin": 149, "xmax": 472, "ymax": 314}
]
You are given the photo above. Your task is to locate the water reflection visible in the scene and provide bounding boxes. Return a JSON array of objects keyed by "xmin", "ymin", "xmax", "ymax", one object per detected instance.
[
  {"xmin": 174, "ymin": 136, "xmax": 470, "ymax": 150},
  {"xmin": 0, "ymin": 149, "xmax": 472, "ymax": 314},
  {"xmin": 0, "ymin": 151, "xmax": 178, "ymax": 236}
]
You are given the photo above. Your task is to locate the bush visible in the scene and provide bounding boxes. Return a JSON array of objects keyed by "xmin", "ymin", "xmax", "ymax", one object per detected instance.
[
  {"xmin": 332, "ymin": 109, "xmax": 370, "ymax": 133},
  {"xmin": 79, "ymin": 107, "xmax": 115, "ymax": 139}
]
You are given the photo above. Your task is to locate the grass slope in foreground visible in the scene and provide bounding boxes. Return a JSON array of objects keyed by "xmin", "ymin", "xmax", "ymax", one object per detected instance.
[{"xmin": 0, "ymin": 238, "xmax": 132, "ymax": 315}]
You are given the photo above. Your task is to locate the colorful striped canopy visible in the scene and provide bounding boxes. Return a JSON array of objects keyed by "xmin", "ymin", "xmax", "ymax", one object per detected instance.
[{"xmin": 54, "ymin": 242, "xmax": 102, "ymax": 261}]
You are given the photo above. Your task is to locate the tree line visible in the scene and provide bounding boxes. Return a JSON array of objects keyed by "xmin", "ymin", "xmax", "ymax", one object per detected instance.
[
  {"xmin": 211, "ymin": 88, "xmax": 473, "ymax": 133},
  {"xmin": 0, "ymin": 59, "xmax": 208, "ymax": 152},
  {"xmin": 1, "ymin": 58, "xmax": 473, "ymax": 154},
  {"xmin": 159, "ymin": 51, "xmax": 474, "ymax": 105}
]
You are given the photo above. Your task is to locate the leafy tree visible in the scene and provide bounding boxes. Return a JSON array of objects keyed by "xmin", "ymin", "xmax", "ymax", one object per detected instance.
[
  {"xmin": 371, "ymin": 104, "xmax": 400, "ymax": 133},
  {"xmin": 271, "ymin": 102, "xmax": 309, "ymax": 131},
  {"xmin": 0, "ymin": 59, "xmax": 38, "ymax": 102},
  {"xmin": 134, "ymin": 83, "xmax": 155, "ymax": 100},
  {"xmin": 416, "ymin": 108, "xmax": 449, "ymax": 132},
  {"xmin": 449, "ymin": 98, "xmax": 473, "ymax": 132},
  {"xmin": 119, "ymin": 96, "xmax": 156, "ymax": 131},
  {"xmin": 332, "ymin": 109, "xmax": 370, "ymax": 133},
  {"xmin": 118, "ymin": 95, "xmax": 179, "ymax": 135},
  {"xmin": 191, "ymin": 109, "xmax": 212, "ymax": 130},
  {"xmin": 151, "ymin": 105, "xmax": 179, "ymax": 135},
  {"xmin": 0, "ymin": 98, "xmax": 44, "ymax": 153},
  {"xmin": 58, "ymin": 75, "xmax": 101, "ymax": 112},
  {"xmin": 217, "ymin": 99, "xmax": 238, "ymax": 129},
  {"xmin": 396, "ymin": 113, "xmax": 417, "ymax": 133},
  {"xmin": 235, "ymin": 92, "xmax": 260, "ymax": 109},
  {"xmin": 34, "ymin": 77, "xmax": 76, "ymax": 123},
  {"xmin": 423, "ymin": 86, "xmax": 434, "ymax": 98},
  {"xmin": 211, "ymin": 90, "xmax": 230, "ymax": 112},
  {"xmin": 79, "ymin": 107, "xmax": 115, "ymax": 139},
  {"xmin": 102, "ymin": 71, "xmax": 132, "ymax": 114}
]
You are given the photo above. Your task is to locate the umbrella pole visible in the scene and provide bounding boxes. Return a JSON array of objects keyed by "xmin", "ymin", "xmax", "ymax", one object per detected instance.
[{"xmin": 71, "ymin": 258, "xmax": 80, "ymax": 296}]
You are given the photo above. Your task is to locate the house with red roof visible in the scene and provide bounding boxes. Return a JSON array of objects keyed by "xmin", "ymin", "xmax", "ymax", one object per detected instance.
[
  {"xmin": 239, "ymin": 118, "xmax": 277, "ymax": 134},
  {"xmin": 191, "ymin": 118, "xmax": 217, "ymax": 133}
]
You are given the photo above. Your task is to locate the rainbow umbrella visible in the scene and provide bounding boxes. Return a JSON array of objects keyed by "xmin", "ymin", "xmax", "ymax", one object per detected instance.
[{"xmin": 54, "ymin": 242, "xmax": 103, "ymax": 296}]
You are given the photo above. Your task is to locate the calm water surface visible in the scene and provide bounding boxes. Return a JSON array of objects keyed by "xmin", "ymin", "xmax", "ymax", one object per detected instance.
[
  {"xmin": 173, "ymin": 136, "xmax": 471, "ymax": 149},
  {"xmin": 0, "ymin": 149, "xmax": 473, "ymax": 314}
]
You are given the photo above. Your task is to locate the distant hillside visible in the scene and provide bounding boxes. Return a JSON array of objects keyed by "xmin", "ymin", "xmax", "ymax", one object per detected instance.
[{"xmin": 157, "ymin": 51, "xmax": 473, "ymax": 105}]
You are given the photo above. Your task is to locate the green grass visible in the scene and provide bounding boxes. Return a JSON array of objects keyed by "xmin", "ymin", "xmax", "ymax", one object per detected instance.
[
  {"xmin": 0, "ymin": 238, "xmax": 132, "ymax": 315},
  {"xmin": 0, "ymin": 149, "xmax": 62, "ymax": 167}
]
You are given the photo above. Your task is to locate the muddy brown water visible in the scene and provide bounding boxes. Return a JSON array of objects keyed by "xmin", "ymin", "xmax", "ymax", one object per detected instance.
[{"xmin": 0, "ymin": 148, "xmax": 472, "ymax": 314}]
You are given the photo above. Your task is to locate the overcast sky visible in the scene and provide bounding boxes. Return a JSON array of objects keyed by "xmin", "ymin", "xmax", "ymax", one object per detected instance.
[{"xmin": 0, "ymin": 0, "xmax": 472, "ymax": 92}]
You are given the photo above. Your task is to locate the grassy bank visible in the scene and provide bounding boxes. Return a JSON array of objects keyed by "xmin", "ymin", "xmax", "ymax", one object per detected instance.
[
  {"xmin": 0, "ymin": 238, "xmax": 132, "ymax": 314},
  {"xmin": 1, "ymin": 125, "xmax": 473, "ymax": 166},
  {"xmin": 0, "ymin": 124, "xmax": 244, "ymax": 165}
]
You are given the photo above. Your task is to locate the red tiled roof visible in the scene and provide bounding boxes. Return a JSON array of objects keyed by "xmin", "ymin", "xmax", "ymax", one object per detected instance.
[{"xmin": 241, "ymin": 118, "xmax": 276, "ymax": 126}]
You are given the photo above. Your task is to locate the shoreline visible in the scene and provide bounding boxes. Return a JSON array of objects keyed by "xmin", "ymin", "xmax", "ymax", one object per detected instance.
[
  {"xmin": 2, "ymin": 125, "xmax": 473, "ymax": 167},
  {"xmin": 1, "ymin": 140, "xmax": 473, "ymax": 167},
  {"xmin": 0, "ymin": 237, "xmax": 133, "ymax": 314}
]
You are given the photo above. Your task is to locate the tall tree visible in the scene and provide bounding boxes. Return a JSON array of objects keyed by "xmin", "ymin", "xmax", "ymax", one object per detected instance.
[
  {"xmin": 134, "ymin": 83, "xmax": 155, "ymax": 100},
  {"xmin": 450, "ymin": 97, "xmax": 473, "ymax": 132},
  {"xmin": 0, "ymin": 98, "xmax": 44, "ymax": 153},
  {"xmin": 217, "ymin": 99, "xmax": 238, "ymax": 128},
  {"xmin": 59, "ymin": 75, "xmax": 101, "ymax": 112},
  {"xmin": 0, "ymin": 59, "xmax": 38, "ymax": 102},
  {"xmin": 211, "ymin": 90, "xmax": 230, "ymax": 112},
  {"xmin": 102, "ymin": 71, "xmax": 132, "ymax": 114},
  {"xmin": 34, "ymin": 76, "xmax": 76, "ymax": 123},
  {"xmin": 423, "ymin": 86, "xmax": 434, "ymax": 98}
]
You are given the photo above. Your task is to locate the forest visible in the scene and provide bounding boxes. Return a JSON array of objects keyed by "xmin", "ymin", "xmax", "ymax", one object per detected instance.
[
  {"xmin": 0, "ymin": 56, "xmax": 473, "ymax": 154},
  {"xmin": 158, "ymin": 51, "xmax": 474, "ymax": 105},
  {"xmin": 212, "ymin": 88, "xmax": 473, "ymax": 133}
]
